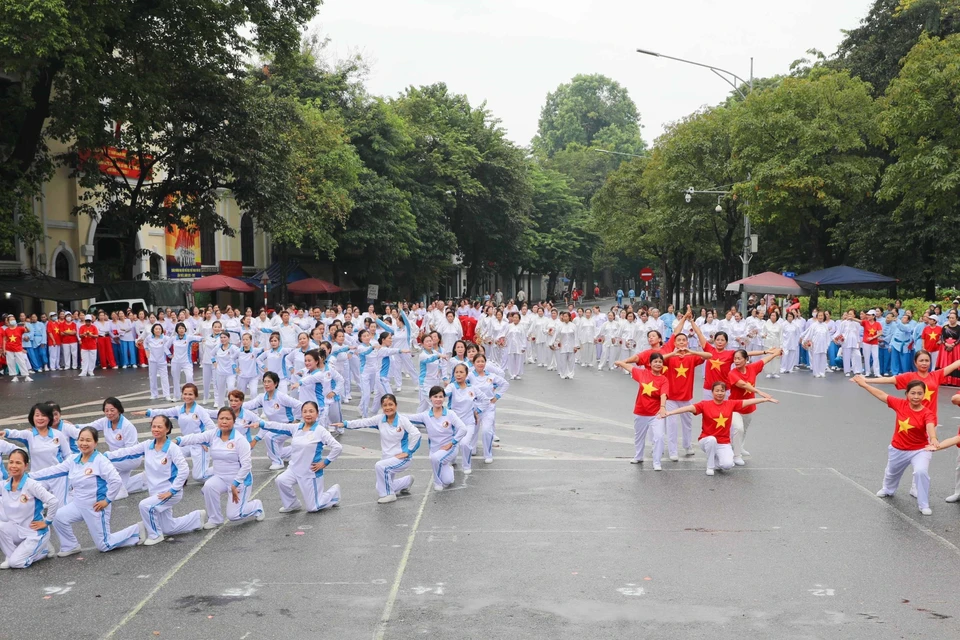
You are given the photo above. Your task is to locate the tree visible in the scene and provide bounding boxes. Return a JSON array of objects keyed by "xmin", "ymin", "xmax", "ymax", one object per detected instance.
[
  {"xmin": 878, "ymin": 33, "xmax": 960, "ymax": 297},
  {"xmin": 729, "ymin": 70, "xmax": 883, "ymax": 275},
  {"xmin": 0, "ymin": 0, "xmax": 324, "ymax": 276}
]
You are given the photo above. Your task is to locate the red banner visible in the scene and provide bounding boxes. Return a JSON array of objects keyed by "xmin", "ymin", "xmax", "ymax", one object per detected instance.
[
  {"xmin": 78, "ymin": 147, "xmax": 152, "ymax": 180},
  {"xmin": 219, "ymin": 261, "xmax": 243, "ymax": 277}
]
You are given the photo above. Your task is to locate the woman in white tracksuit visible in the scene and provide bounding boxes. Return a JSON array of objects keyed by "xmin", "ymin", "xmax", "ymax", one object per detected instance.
[
  {"xmin": 3, "ymin": 403, "xmax": 73, "ymax": 507},
  {"xmin": 801, "ymin": 311, "xmax": 831, "ymax": 378},
  {"xmin": 246, "ymin": 372, "xmax": 301, "ymax": 470},
  {"xmin": 780, "ymin": 311, "xmax": 801, "ymax": 374},
  {"xmin": 504, "ymin": 312, "xmax": 527, "ymax": 379},
  {"xmin": 67, "ymin": 397, "xmax": 144, "ymax": 495},
  {"xmin": 597, "ymin": 312, "xmax": 621, "ymax": 372},
  {"xmin": 337, "ymin": 394, "xmax": 422, "ymax": 503},
  {"xmin": 353, "ymin": 331, "xmax": 379, "ymax": 418},
  {"xmin": 469, "ymin": 353, "xmax": 509, "ymax": 464},
  {"xmin": 105, "ymin": 415, "xmax": 205, "ymax": 545},
  {"xmin": 417, "ymin": 334, "xmax": 448, "ymax": 412},
  {"xmin": 542, "ymin": 309, "xmax": 560, "ymax": 371},
  {"xmin": 142, "ymin": 383, "xmax": 216, "ymax": 480},
  {"xmin": 444, "ymin": 364, "xmax": 485, "ymax": 473},
  {"xmin": 409, "ymin": 386, "xmax": 469, "ymax": 491},
  {"xmin": 170, "ymin": 323, "xmax": 203, "ymax": 388},
  {"xmin": 256, "ymin": 333, "xmax": 294, "ymax": 394},
  {"xmin": 211, "ymin": 332, "xmax": 241, "ymax": 408},
  {"xmin": 491, "ymin": 309, "xmax": 508, "ymax": 368},
  {"xmin": 328, "ymin": 331, "xmax": 353, "ymax": 400},
  {"xmin": 200, "ymin": 321, "xmax": 225, "ymax": 403},
  {"xmin": 834, "ymin": 310, "xmax": 864, "ymax": 376},
  {"xmin": 438, "ymin": 310, "xmax": 463, "ymax": 357},
  {"xmin": 138, "ymin": 323, "xmax": 173, "ymax": 400},
  {"xmin": 176, "ymin": 408, "xmax": 265, "ymax": 529},
  {"xmin": 0, "ymin": 449, "xmax": 59, "ymax": 568},
  {"xmin": 577, "ymin": 308, "xmax": 598, "ymax": 368},
  {"xmin": 254, "ymin": 401, "xmax": 342, "ymax": 513},
  {"xmin": 34, "ymin": 426, "xmax": 141, "ymax": 556},
  {"xmin": 235, "ymin": 333, "xmax": 263, "ymax": 398},
  {"xmin": 552, "ymin": 311, "xmax": 580, "ymax": 380}
]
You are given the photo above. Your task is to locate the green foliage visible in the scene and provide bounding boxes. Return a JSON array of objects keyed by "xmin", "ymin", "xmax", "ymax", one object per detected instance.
[{"xmin": 798, "ymin": 295, "xmax": 935, "ymax": 316}]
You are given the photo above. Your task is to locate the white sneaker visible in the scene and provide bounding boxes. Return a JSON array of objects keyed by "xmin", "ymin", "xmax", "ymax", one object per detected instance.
[
  {"xmin": 9, "ymin": 377, "xmax": 17, "ymax": 382},
  {"xmin": 143, "ymin": 534, "xmax": 165, "ymax": 546},
  {"xmin": 920, "ymin": 507, "xmax": 933, "ymax": 516},
  {"xmin": 399, "ymin": 478, "xmax": 414, "ymax": 495},
  {"xmin": 484, "ymin": 458, "xmax": 493, "ymax": 464},
  {"xmin": 876, "ymin": 489, "xmax": 892, "ymax": 498},
  {"xmin": 202, "ymin": 520, "xmax": 220, "ymax": 530},
  {"xmin": 706, "ymin": 468, "xmax": 715, "ymax": 476},
  {"xmin": 733, "ymin": 457, "xmax": 745, "ymax": 466},
  {"xmin": 268, "ymin": 462, "xmax": 285, "ymax": 471},
  {"xmin": 765, "ymin": 374, "xmax": 773, "ymax": 378},
  {"xmin": 57, "ymin": 547, "xmax": 81, "ymax": 558},
  {"xmin": 0, "ymin": 561, "xmax": 9, "ymax": 569},
  {"xmin": 197, "ymin": 510, "xmax": 207, "ymax": 529},
  {"xmin": 493, "ymin": 435, "xmax": 500, "ymax": 442},
  {"xmin": 669, "ymin": 454, "xmax": 679, "ymax": 462},
  {"xmin": 741, "ymin": 449, "xmax": 751, "ymax": 457},
  {"xmin": 378, "ymin": 494, "xmax": 397, "ymax": 504},
  {"xmin": 463, "ymin": 468, "xmax": 472, "ymax": 475},
  {"xmin": 136, "ymin": 522, "xmax": 147, "ymax": 545},
  {"xmin": 684, "ymin": 447, "xmax": 695, "ymax": 456},
  {"xmin": 910, "ymin": 486, "xmax": 918, "ymax": 498},
  {"xmin": 278, "ymin": 504, "xmax": 301, "ymax": 513},
  {"xmin": 653, "ymin": 463, "xmax": 662, "ymax": 471},
  {"xmin": 945, "ymin": 494, "xmax": 960, "ymax": 503},
  {"xmin": 255, "ymin": 510, "xmax": 265, "ymax": 521},
  {"xmin": 166, "ymin": 396, "xmax": 175, "ymax": 402},
  {"xmin": 396, "ymin": 387, "xmax": 402, "ymax": 392},
  {"xmin": 433, "ymin": 483, "xmax": 444, "ymax": 492},
  {"xmin": 630, "ymin": 458, "xmax": 642, "ymax": 464},
  {"xmin": 773, "ymin": 374, "xmax": 780, "ymax": 379}
]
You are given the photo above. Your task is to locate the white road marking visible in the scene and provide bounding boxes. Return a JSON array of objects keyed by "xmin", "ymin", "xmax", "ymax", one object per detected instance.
[{"xmin": 374, "ymin": 484, "xmax": 432, "ymax": 640}]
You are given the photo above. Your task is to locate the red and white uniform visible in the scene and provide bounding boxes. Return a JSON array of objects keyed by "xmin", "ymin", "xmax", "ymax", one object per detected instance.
[
  {"xmin": 692, "ymin": 399, "xmax": 744, "ymax": 472},
  {"xmin": 78, "ymin": 323, "xmax": 99, "ymax": 376},
  {"xmin": 629, "ymin": 366, "xmax": 669, "ymax": 465},
  {"xmin": 878, "ymin": 397, "xmax": 936, "ymax": 512},
  {"xmin": 2, "ymin": 325, "xmax": 30, "ymax": 376},
  {"xmin": 663, "ymin": 351, "xmax": 704, "ymax": 458}
]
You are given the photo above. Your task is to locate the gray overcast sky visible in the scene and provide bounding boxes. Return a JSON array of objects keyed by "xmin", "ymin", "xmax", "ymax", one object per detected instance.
[{"xmin": 314, "ymin": 0, "xmax": 873, "ymax": 147}]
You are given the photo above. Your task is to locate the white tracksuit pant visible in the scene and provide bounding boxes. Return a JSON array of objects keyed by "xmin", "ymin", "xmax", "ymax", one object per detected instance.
[
  {"xmin": 48, "ymin": 345, "xmax": 61, "ymax": 370},
  {"xmin": 536, "ymin": 342, "xmax": 551, "ymax": 366},
  {"xmin": 556, "ymin": 352, "xmax": 575, "ymax": 378},
  {"xmin": 111, "ymin": 462, "xmax": 147, "ymax": 495},
  {"xmin": 633, "ymin": 415, "xmax": 664, "ymax": 463},
  {"xmin": 7, "ymin": 351, "xmax": 30, "ymax": 376},
  {"xmin": 597, "ymin": 344, "xmax": 617, "ymax": 370},
  {"xmin": 139, "ymin": 492, "xmax": 203, "ymax": 540},
  {"xmin": 171, "ymin": 361, "xmax": 195, "ymax": 387},
  {"xmin": 62, "ymin": 343, "xmax": 78, "ymax": 369},
  {"xmin": 148, "ymin": 362, "xmax": 171, "ymax": 398},
  {"xmin": 377, "ymin": 376, "xmax": 394, "ymax": 397},
  {"xmin": 949, "ymin": 449, "xmax": 960, "ymax": 497},
  {"xmin": 202, "ymin": 475, "xmax": 263, "ymax": 525},
  {"xmin": 430, "ymin": 445, "xmax": 459, "ymax": 488},
  {"xmin": 731, "ymin": 412, "xmax": 752, "ymax": 459},
  {"xmin": 700, "ymin": 436, "xmax": 734, "ymax": 472},
  {"xmin": 359, "ymin": 369, "xmax": 378, "ymax": 418},
  {"xmin": 930, "ymin": 351, "xmax": 940, "ymax": 371},
  {"xmin": 375, "ymin": 456, "xmax": 414, "ymax": 497},
  {"xmin": 399, "ymin": 352, "xmax": 417, "ymax": 380},
  {"xmin": 842, "ymin": 347, "xmax": 863, "ymax": 374},
  {"xmin": 275, "ymin": 471, "xmax": 339, "ymax": 512},
  {"xmin": 52, "ymin": 503, "xmax": 140, "ymax": 553},
  {"xmin": 478, "ymin": 406, "xmax": 498, "ymax": 460},
  {"xmin": 201, "ymin": 363, "xmax": 214, "ymax": 401},
  {"xmin": 262, "ymin": 431, "xmax": 292, "ymax": 466},
  {"xmin": 184, "ymin": 445, "xmax": 212, "ymax": 481},
  {"xmin": 460, "ymin": 414, "xmax": 477, "ymax": 471},
  {"xmin": 236, "ymin": 375, "xmax": 258, "ymax": 399},
  {"xmin": 781, "ymin": 348, "xmax": 798, "ymax": 373},
  {"xmin": 0, "ymin": 523, "xmax": 50, "ymax": 568},
  {"xmin": 506, "ymin": 353, "xmax": 524, "ymax": 378},
  {"xmin": 881, "ymin": 446, "xmax": 932, "ymax": 510},
  {"xmin": 80, "ymin": 349, "xmax": 97, "ymax": 376},
  {"xmin": 861, "ymin": 344, "xmax": 880, "ymax": 376},
  {"xmin": 810, "ymin": 352, "xmax": 827, "ymax": 376},
  {"xmin": 214, "ymin": 372, "xmax": 235, "ymax": 408},
  {"xmin": 665, "ymin": 400, "xmax": 693, "ymax": 456},
  {"xmin": 579, "ymin": 342, "xmax": 596, "ymax": 367}
]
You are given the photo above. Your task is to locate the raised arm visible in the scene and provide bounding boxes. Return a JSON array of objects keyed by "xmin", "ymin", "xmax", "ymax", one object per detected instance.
[
  {"xmin": 663, "ymin": 403, "xmax": 696, "ymax": 418},
  {"xmin": 851, "ymin": 375, "xmax": 888, "ymax": 403}
]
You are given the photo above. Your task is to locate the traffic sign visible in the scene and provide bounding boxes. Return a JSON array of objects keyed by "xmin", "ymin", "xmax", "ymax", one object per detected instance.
[
  {"xmin": 640, "ymin": 268, "xmax": 654, "ymax": 282},
  {"xmin": 782, "ymin": 271, "xmax": 796, "ymax": 278}
]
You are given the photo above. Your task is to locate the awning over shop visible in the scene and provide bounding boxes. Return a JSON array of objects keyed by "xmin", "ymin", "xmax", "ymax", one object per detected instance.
[{"xmin": 0, "ymin": 271, "xmax": 103, "ymax": 301}]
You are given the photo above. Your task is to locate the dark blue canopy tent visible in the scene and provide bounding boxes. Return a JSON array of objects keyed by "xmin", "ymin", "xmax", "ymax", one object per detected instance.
[{"xmin": 794, "ymin": 266, "xmax": 897, "ymax": 290}]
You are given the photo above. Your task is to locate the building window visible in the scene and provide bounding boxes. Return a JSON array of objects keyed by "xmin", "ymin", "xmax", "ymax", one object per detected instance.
[
  {"xmin": 55, "ymin": 253, "xmax": 70, "ymax": 280},
  {"xmin": 200, "ymin": 227, "xmax": 216, "ymax": 266},
  {"xmin": 240, "ymin": 214, "xmax": 255, "ymax": 266}
]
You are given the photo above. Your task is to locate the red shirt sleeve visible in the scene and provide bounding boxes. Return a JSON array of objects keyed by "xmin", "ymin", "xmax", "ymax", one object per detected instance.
[
  {"xmin": 691, "ymin": 401, "xmax": 704, "ymax": 416},
  {"xmin": 631, "ymin": 366, "xmax": 642, "ymax": 383}
]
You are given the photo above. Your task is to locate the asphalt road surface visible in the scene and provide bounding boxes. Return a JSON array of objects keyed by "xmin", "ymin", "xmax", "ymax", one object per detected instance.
[{"xmin": 2, "ymin": 355, "xmax": 960, "ymax": 639}]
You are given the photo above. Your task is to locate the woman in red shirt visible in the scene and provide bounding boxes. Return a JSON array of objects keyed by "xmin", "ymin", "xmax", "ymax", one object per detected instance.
[
  {"xmin": 868, "ymin": 350, "xmax": 960, "ymax": 425},
  {"xmin": 661, "ymin": 331, "xmax": 711, "ymax": 461},
  {"xmin": 727, "ymin": 348, "xmax": 781, "ymax": 465},
  {"xmin": 664, "ymin": 381, "xmax": 776, "ymax": 475},
  {"xmin": 616, "ymin": 354, "xmax": 669, "ymax": 470},
  {"xmin": 851, "ymin": 375, "xmax": 938, "ymax": 515},
  {"xmin": 689, "ymin": 322, "xmax": 771, "ymax": 401}
]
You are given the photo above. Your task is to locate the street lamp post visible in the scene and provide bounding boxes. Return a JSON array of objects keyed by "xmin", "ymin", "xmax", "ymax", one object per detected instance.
[{"xmin": 637, "ymin": 48, "xmax": 755, "ymax": 312}]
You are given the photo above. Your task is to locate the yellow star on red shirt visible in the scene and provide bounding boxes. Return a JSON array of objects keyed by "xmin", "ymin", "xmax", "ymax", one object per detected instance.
[
  {"xmin": 923, "ymin": 388, "xmax": 934, "ymax": 403},
  {"xmin": 897, "ymin": 418, "xmax": 914, "ymax": 433},
  {"xmin": 927, "ymin": 331, "xmax": 938, "ymax": 341},
  {"xmin": 673, "ymin": 363, "xmax": 689, "ymax": 378},
  {"xmin": 709, "ymin": 359, "xmax": 723, "ymax": 371},
  {"xmin": 6, "ymin": 335, "xmax": 15, "ymax": 343},
  {"xmin": 641, "ymin": 381, "xmax": 658, "ymax": 396},
  {"xmin": 868, "ymin": 328, "xmax": 878, "ymax": 336},
  {"xmin": 714, "ymin": 414, "xmax": 729, "ymax": 429}
]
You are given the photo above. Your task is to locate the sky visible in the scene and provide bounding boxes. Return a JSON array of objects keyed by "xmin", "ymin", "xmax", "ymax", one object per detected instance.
[{"xmin": 313, "ymin": 0, "xmax": 874, "ymax": 147}]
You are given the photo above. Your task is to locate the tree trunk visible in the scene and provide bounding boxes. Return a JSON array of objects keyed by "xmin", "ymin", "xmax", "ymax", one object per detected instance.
[{"xmin": 547, "ymin": 272, "xmax": 558, "ymax": 303}]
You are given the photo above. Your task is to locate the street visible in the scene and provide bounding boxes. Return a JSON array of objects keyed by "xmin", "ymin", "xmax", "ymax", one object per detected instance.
[{"xmin": 1, "ymin": 360, "xmax": 959, "ymax": 639}]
